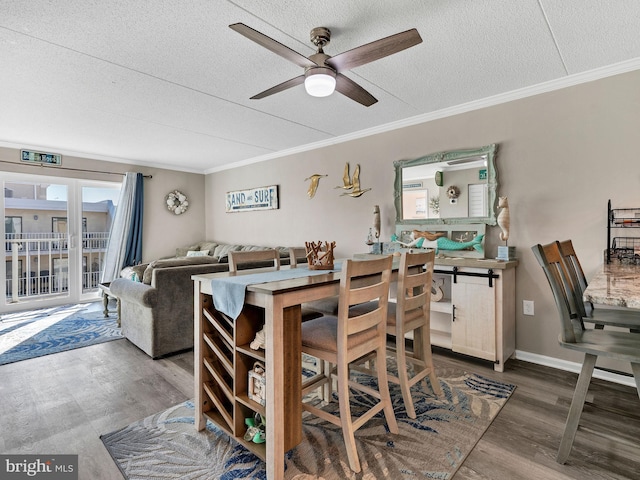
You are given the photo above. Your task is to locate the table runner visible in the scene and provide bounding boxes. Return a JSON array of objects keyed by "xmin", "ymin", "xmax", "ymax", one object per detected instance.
[{"xmin": 211, "ymin": 264, "xmax": 342, "ymax": 319}]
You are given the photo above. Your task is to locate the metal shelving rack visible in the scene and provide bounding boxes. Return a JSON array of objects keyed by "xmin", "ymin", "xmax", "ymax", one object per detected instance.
[{"xmin": 607, "ymin": 199, "xmax": 640, "ymax": 263}]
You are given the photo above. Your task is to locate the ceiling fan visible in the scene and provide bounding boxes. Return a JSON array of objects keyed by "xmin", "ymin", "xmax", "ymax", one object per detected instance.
[{"xmin": 229, "ymin": 23, "xmax": 423, "ymax": 107}]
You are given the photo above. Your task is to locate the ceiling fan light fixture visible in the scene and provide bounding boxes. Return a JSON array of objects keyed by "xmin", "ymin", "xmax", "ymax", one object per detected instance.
[{"xmin": 304, "ymin": 67, "xmax": 336, "ymax": 97}]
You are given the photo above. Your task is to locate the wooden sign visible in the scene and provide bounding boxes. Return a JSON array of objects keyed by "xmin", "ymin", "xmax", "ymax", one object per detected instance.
[
  {"xmin": 21, "ymin": 150, "xmax": 62, "ymax": 166},
  {"xmin": 226, "ymin": 185, "xmax": 278, "ymax": 213}
]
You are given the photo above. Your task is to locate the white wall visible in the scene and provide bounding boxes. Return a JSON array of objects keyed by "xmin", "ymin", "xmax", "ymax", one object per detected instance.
[{"xmin": 205, "ymin": 69, "xmax": 640, "ymax": 371}]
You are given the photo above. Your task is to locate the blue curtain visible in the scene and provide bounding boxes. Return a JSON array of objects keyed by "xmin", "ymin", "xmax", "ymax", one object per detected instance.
[
  {"xmin": 123, "ymin": 173, "xmax": 144, "ymax": 267},
  {"xmin": 101, "ymin": 172, "xmax": 144, "ymax": 283}
]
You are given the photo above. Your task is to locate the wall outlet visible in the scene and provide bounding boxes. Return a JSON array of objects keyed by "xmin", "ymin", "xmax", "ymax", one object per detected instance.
[{"xmin": 523, "ymin": 300, "xmax": 535, "ymax": 316}]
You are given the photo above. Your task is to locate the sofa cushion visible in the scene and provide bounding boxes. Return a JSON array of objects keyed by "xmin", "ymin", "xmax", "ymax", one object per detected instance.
[
  {"xmin": 142, "ymin": 256, "xmax": 219, "ymax": 284},
  {"xmin": 213, "ymin": 244, "xmax": 243, "ymax": 261},
  {"xmin": 176, "ymin": 243, "xmax": 202, "ymax": 257},
  {"xmin": 198, "ymin": 242, "xmax": 218, "ymax": 255},
  {"xmin": 120, "ymin": 263, "xmax": 149, "ymax": 282},
  {"xmin": 239, "ymin": 245, "xmax": 270, "ymax": 252}
]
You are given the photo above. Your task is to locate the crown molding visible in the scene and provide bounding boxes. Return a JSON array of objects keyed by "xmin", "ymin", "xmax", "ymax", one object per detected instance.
[
  {"xmin": 4, "ymin": 57, "xmax": 639, "ymax": 177},
  {"xmin": 205, "ymin": 56, "xmax": 640, "ymax": 175}
]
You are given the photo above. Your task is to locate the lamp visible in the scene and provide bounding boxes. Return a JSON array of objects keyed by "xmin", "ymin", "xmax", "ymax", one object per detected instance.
[{"xmin": 304, "ymin": 67, "xmax": 336, "ymax": 97}]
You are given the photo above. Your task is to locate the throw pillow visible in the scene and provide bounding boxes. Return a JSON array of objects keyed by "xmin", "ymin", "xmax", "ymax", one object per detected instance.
[
  {"xmin": 131, "ymin": 263, "xmax": 149, "ymax": 280},
  {"xmin": 176, "ymin": 243, "xmax": 201, "ymax": 257},
  {"xmin": 198, "ymin": 242, "xmax": 218, "ymax": 255},
  {"xmin": 213, "ymin": 244, "xmax": 243, "ymax": 261},
  {"xmin": 187, "ymin": 250, "xmax": 210, "ymax": 257}
]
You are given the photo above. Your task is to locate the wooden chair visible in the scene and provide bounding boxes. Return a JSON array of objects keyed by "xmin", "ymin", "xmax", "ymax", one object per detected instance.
[
  {"xmin": 287, "ymin": 247, "xmax": 308, "ymax": 268},
  {"xmin": 287, "ymin": 247, "xmax": 324, "ymax": 322},
  {"xmin": 228, "ymin": 249, "xmax": 280, "ymax": 272},
  {"xmin": 300, "ymin": 256, "xmax": 398, "ymax": 473},
  {"xmin": 557, "ymin": 239, "xmax": 640, "ymax": 332},
  {"xmin": 352, "ymin": 250, "xmax": 442, "ymax": 418},
  {"xmin": 531, "ymin": 241, "xmax": 640, "ymax": 464},
  {"xmin": 385, "ymin": 250, "xmax": 443, "ymax": 417},
  {"xmin": 289, "ymin": 246, "xmax": 340, "ymax": 315}
]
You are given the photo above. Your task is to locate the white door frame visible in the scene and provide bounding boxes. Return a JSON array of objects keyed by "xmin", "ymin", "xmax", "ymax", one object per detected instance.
[{"xmin": 1, "ymin": 172, "xmax": 120, "ymax": 313}]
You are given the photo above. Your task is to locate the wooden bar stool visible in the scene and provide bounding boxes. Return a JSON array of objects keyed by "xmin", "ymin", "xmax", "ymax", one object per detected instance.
[
  {"xmin": 300, "ymin": 256, "xmax": 398, "ymax": 473},
  {"xmin": 352, "ymin": 250, "xmax": 442, "ymax": 418},
  {"xmin": 228, "ymin": 249, "xmax": 280, "ymax": 272}
]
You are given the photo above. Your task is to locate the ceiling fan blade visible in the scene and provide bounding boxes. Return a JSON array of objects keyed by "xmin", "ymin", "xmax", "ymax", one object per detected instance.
[
  {"xmin": 250, "ymin": 75, "xmax": 305, "ymax": 100},
  {"xmin": 335, "ymin": 74, "xmax": 377, "ymax": 107},
  {"xmin": 326, "ymin": 28, "xmax": 422, "ymax": 72},
  {"xmin": 229, "ymin": 23, "xmax": 317, "ymax": 69}
]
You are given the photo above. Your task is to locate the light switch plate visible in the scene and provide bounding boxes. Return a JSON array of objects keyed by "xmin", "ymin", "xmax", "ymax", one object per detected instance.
[{"xmin": 523, "ymin": 300, "xmax": 534, "ymax": 316}]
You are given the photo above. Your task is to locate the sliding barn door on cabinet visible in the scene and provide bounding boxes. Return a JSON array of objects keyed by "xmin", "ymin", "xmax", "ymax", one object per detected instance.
[{"xmin": 451, "ymin": 274, "xmax": 497, "ymax": 362}]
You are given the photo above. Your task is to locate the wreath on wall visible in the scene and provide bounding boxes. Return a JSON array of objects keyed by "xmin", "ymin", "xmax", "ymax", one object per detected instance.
[
  {"xmin": 166, "ymin": 190, "xmax": 189, "ymax": 215},
  {"xmin": 446, "ymin": 185, "xmax": 460, "ymax": 199}
]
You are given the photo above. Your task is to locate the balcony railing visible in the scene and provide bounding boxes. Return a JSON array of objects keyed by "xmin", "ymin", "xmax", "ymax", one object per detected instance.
[{"xmin": 4, "ymin": 232, "xmax": 109, "ymax": 301}]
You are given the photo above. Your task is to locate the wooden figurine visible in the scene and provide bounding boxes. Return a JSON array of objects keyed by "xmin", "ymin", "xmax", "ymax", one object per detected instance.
[
  {"xmin": 497, "ymin": 196, "xmax": 510, "ymax": 244},
  {"xmin": 373, "ymin": 205, "xmax": 381, "ymax": 240}
]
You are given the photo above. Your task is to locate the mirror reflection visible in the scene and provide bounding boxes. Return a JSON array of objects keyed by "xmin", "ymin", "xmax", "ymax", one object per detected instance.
[{"xmin": 394, "ymin": 144, "xmax": 498, "ymax": 225}]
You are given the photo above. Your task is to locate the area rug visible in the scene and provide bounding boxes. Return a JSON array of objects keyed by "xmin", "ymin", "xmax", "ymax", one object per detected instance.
[
  {"xmin": 0, "ymin": 303, "xmax": 123, "ymax": 365},
  {"xmin": 101, "ymin": 364, "xmax": 515, "ymax": 479}
]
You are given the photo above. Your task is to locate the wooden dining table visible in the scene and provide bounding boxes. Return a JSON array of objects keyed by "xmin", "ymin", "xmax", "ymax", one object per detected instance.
[
  {"xmin": 583, "ymin": 261, "xmax": 640, "ymax": 310},
  {"xmin": 192, "ymin": 257, "xmax": 414, "ymax": 479},
  {"xmin": 192, "ymin": 259, "xmax": 407, "ymax": 480}
]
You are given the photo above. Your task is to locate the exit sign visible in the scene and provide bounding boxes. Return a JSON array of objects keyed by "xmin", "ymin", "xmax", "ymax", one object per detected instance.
[{"xmin": 479, "ymin": 169, "xmax": 487, "ymax": 180}]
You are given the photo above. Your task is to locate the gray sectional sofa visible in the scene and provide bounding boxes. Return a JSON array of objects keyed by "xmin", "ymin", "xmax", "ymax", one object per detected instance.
[{"xmin": 110, "ymin": 241, "xmax": 298, "ymax": 358}]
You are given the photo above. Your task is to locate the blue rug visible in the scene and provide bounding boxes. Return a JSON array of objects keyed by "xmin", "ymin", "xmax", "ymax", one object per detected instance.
[
  {"xmin": 101, "ymin": 363, "xmax": 515, "ymax": 479},
  {"xmin": 0, "ymin": 303, "xmax": 123, "ymax": 366}
]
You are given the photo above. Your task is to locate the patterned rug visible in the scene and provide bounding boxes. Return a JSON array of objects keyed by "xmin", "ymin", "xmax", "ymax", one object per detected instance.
[
  {"xmin": 101, "ymin": 364, "xmax": 515, "ymax": 479},
  {"xmin": 0, "ymin": 303, "xmax": 123, "ymax": 365}
]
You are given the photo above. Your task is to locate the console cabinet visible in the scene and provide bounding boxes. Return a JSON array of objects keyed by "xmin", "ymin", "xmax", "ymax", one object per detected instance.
[{"xmin": 430, "ymin": 258, "xmax": 517, "ymax": 372}]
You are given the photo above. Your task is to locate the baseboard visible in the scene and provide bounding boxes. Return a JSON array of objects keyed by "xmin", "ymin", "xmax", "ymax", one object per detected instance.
[{"xmin": 514, "ymin": 350, "xmax": 636, "ymax": 388}]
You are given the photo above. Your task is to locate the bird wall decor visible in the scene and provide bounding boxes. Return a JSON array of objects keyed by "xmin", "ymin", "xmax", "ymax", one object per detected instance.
[
  {"xmin": 336, "ymin": 162, "xmax": 371, "ymax": 197},
  {"xmin": 304, "ymin": 174, "xmax": 327, "ymax": 198},
  {"xmin": 335, "ymin": 163, "xmax": 354, "ymax": 190}
]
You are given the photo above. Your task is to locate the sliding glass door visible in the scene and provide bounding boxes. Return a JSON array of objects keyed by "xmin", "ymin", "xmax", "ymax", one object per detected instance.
[
  {"xmin": 1, "ymin": 172, "xmax": 121, "ymax": 312},
  {"xmin": 81, "ymin": 184, "xmax": 120, "ymax": 293}
]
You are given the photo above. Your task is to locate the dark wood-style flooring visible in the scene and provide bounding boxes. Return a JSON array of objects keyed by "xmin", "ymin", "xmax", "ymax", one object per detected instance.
[{"xmin": 1, "ymin": 334, "xmax": 639, "ymax": 479}]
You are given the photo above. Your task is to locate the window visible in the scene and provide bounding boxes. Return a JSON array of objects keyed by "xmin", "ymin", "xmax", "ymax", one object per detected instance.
[
  {"xmin": 5, "ymin": 216, "xmax": 22, "ymax": 251},
  {"xmin": 5, "ymin": 259, "xmax": 23, "ymax": 296},
  {"xmin": 51, "ymin": 216, "xmax": 66, "ymax": 234},
  {"xmin": 51, "ymin": 217, "xmax": 87, "ymax": 233},
  {"xmin": 52, "ymin": 258, "xmax": 69, "ymax": 292},
  {"xmin": 468, "ymin": 183, "xmax": 488, "ymax": 217}
]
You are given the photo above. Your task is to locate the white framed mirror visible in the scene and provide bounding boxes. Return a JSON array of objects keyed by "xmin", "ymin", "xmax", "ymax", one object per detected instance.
[{"xmin": 393, "ymin": 144, "xmax": 498, "ymax": 226}]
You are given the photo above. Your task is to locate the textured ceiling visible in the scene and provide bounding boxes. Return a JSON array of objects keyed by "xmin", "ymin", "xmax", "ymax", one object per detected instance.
[{"xmin": 1, "ymin": 1, "xmax": 640, "ymax": 174}]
